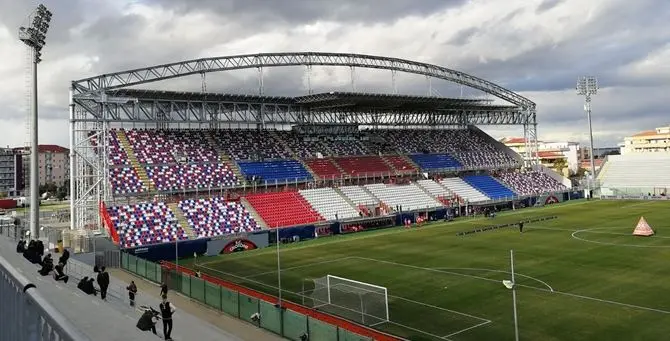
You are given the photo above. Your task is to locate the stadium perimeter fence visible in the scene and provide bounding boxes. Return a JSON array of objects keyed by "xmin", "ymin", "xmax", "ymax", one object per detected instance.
[
  {"xmin": 0, "ymin": 254, "xmax": 91, "ymax": 341},
  {"xmin": 121, "ymin": 252, "xmax": 401, "ymax": 341}
]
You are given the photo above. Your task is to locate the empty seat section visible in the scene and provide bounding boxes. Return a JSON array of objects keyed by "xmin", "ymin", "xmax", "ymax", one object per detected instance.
[
  {"xmin": 440, "ymin": 177, "xmax": 490, "ymax": 202},
  {"xmin": 304, "ymin": 159, "xmax": 343, "ymax": 179},
  {"xmin": 364, "ymin": 183, "xmax": 442, "ymax": 211},
  {"xmin": 238, "ymin": 160, "xmax": 312, "ymax": 183},
  {"xmin": 410, "ymin": 154, "xmax": 462, "ymax": 170},
  {"xmin": 146, "ymin": 163, "xmax": 238, "ymax": 191},
  {"xmin": 245, "ymin": 192, "xmax": 324, "ymax": 227},
  {"xmin": 416, "ymin": 179, "xmax": 452, "ymax": 198},
  {"xmin": 339, "ymin": 186, "xmax": 380, "ymax": 205},
  {"xmin": 599, "ymin": 154, "xmax": 670, "ymax": 188},
  {"xmin": 178, "ymin": 197, "xmax": 260, "ymax": 238},
  {"xmin": 299, "ymin": 188, "xmax": 359, "ymax": 220},
  {"xmin": 333, "ymin": 156, "xmax": 392, "ymax": 176},
  {"xmin": 383, "ymin": 155, "xmax": 418, "ymax": 172},
  {"xmin": 495, "ymin": 171, "xmax": 567, "ymax": 196},
  {"xmin": 107, "ymin": 202, "xmax": 187, "ymax": 248},
  {"xmin": 462, "ymin": 175, "xmax": 516, "ymax": 200}
]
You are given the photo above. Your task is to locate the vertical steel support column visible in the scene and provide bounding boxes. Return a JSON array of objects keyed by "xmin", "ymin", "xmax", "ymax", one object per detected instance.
[
  {"xmin": 69, "ymin": 86, "xmax": 76, "ymax": 231},
  {"xmin": 29, "ymin": 48, "xmax": 39, "ymax": 240}
]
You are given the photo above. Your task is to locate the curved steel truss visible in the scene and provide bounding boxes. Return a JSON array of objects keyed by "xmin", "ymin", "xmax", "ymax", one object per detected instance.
[
  {"xmin": 72, "ymin": 52, "xmax": 535, "ymax": 109},
  {"xmin": 69, "ymin": 52, "xmax": 539, "ymax": 233}
]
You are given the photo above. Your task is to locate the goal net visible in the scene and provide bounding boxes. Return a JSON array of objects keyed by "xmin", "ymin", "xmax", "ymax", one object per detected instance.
[{"xmin": 308, "ymin": 275, "xmax": 389, "ymax": 326}]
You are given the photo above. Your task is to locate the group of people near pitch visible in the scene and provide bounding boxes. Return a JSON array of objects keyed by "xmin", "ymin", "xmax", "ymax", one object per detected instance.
[{"xmin": 15, "ymin": 238, "xmax": 177, "ymax": 340}]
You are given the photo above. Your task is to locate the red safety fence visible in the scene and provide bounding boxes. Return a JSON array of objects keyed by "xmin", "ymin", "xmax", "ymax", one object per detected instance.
[
  {"xmin": 100, "ymin": 202, "xmax": 119, "ymax": 245},
  {"xmin": 160, "ymin": 261, "xmax": 402, "ymax": 341}
]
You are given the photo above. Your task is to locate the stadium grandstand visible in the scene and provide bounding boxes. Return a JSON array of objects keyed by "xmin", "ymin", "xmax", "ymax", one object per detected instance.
[{"xmin": 2, "ymin": 52, "xmax": 582, "ymax": 341}]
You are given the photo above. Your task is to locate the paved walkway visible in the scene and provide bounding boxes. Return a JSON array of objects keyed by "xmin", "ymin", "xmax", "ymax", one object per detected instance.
[
  {"xmin": 0, "ymin": 236, "xmax": 282, "ymax": 341},
  {"xmin": 0, "ymin": 237, "xmax": 156, "ymax": 341},
  {"xmin": 108, "ymin": 268, "xmax": 283, "ymax": 341}
]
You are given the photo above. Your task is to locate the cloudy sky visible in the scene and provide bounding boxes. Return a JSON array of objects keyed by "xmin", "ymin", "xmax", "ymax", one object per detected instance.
[{"xmin": 0, "ymin": 0, "xmax": 668, "ymax": 149}]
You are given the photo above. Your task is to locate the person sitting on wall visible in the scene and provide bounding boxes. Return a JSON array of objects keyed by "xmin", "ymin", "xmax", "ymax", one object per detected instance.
[
  {"xmin": 58, "ymin": 249, "xmax": 70, "ymax": 266},
  {"xmin": 53, "ymin": 262, "xmax": 69, "ymax": 283},
  {"xmin": 83, "ymin": 278, "xmax": 98, "ymax": 296},
  {"xmin": 38, "ymin": 254, "xmax": 54, "ymax": 276}
]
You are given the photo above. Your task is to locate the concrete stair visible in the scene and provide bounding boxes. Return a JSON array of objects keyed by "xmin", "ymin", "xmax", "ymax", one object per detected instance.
[
  {"xmin": 222, "ymin": 154, "xmax": 246, "ymax": 186},
  {"xmin": 167, "ymin": 203, "xmax": 195, "ymax": 238},
  {"xmin": 330, "ymin": 158, "xmax": 348, "ymax": 177},
  {"xmin": 380, "ymin": 155, "xmax": 399, "ymax": 175},
  {"xmin": 301, "ymin": 159, "xmax": 319, "ymax": 180},
  {"xmin": 333, "ymin": 187, "xmax": 360, "ymax": 212},
  {"xmin": 240, "ymin": 197, "xmax": 268, "ymax": 229},
  {"xmin": 269, "ymin": 131, "xmax": 297, "ymax": 159},
  {"xmin": 400, "ymin": 154, "xmax": 421, "ymax": 172},
  {"xmin": 413, "ymin": 182, "xmax": 440, "ymax": 201},
  {"xmin": 116, "ymin": 130, "xmax": 153, "ymax": 192}
]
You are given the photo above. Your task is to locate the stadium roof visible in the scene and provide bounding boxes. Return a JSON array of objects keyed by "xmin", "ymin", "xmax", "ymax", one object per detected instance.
[{"xmin": 109, "ymin": 89, "xmax": 518, "ymax": 111}]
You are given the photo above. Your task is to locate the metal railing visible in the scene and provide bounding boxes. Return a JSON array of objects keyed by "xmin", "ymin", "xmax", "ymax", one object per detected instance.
[{"xmin": 0, "ymin": 254, "xmax": 91, "ymax": 341}]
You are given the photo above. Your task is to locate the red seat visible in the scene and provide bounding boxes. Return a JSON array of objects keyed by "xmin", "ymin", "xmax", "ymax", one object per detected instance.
[
  {"xmin": 245, "ymin": 192, "xmax": 324, "ymax": 228},
  {"xmin": 304, "ymin": 159, "xmax": 343, "ymax": 179},
  {"xmin": 332, "ymin": 156, "xmax": 392, "ymax": 176}
]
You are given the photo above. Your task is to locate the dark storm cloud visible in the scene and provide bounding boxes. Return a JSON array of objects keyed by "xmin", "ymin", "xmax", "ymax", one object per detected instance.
[
  {"xmin": 536, "ymin": 0, "xmax": 563, "ymax": 13},
  {"xmin": 151, "ymin": 0, "xmax": 466, "ymax": 24}
]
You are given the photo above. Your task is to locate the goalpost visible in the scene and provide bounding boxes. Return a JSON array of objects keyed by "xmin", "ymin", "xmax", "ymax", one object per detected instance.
[{"xmin": 308, "ymin": 274, "xmax": 389, "ymax": 326}]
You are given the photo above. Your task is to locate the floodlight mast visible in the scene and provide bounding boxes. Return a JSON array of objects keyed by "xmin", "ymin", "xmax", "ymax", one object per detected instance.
[
  {"xmin": 19, "ymin": 4, "xmax": 52, "ymax": 240},
  {"xmin": 576, "ymin": 76, "xmax": 598, "ymax": 196}
]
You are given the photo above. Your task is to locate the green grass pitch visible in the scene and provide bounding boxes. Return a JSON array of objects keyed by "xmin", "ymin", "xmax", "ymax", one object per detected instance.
[{"xmin": 182, "ymin": 200, "xmax": 670, "ymax": 341}]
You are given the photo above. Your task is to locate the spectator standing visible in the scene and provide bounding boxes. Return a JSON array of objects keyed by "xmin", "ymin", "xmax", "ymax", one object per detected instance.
[
  {"xmin": 97, "ymin": 266, "xmax": 110, "ymax": 300},
  {"xmin": 160, "ymin": 282, "xmax": 168, "ymax": 298},
  {"xmin": 126, "ymin": 281, "xmax": 138, "ymax": 307},
  {"xmin": 159, "ymin": 296, "xmax": 176, "ymax": 340}
]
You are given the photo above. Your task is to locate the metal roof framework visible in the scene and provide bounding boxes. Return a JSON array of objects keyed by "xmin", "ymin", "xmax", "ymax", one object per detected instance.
[{"xmin": 68, "ymin": 52, "xmax": 539, "ymax": 232}]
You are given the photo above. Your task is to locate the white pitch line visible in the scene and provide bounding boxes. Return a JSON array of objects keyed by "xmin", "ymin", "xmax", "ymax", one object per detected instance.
[
  {"xmin": 431, "ymin": 267, "xmax": 554, "ymax": 292},
  {"xmin": 535, "ymin": 286, "xmax": 670, "ymax": 315},
  {"xmin": 571, "ymin": 228, "xmax": 670, "ymax": 248},
  {"xmin": 369, "ymin": 320, "xmax": 387, "ymax": 327},
  {"xmin": 443, "ymin": 320, "xmax": 492, "ymax": 338},
  {"xmin": 359, "ymin": 256, "xmax": 670, "ymax": 315},
  {"xmin": 245, "ymin": 257, "xmax": 355, "ymax": 278},
  {"xmin": 384, "ymin": 320, "xmax": 453, "ymax": 341},
  {"xmin": 355, "ymin": 256, "xmax": 552, "ymax": 292},
  {"xmin": 389, "ymin": 294, "xmax": 490, "ymax": 323}
]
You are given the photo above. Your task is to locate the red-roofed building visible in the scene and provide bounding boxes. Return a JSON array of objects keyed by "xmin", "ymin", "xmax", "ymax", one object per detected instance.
[
  {"xmin": 621, "ymin": 126, "xmax": 670, "ymax": 155},
  {"xmin": 13, "ymin": 144, "xmax": 70, "ymax": 188},
  {"xmin": 499, "ymin": 137, "xmax": 580, "ymax": 175}
]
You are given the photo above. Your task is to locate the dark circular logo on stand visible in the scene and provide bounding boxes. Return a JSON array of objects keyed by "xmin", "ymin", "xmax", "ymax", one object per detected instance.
[{"xmin": 222, "ymin": 239, "xmax": 257, "ymax": 254}]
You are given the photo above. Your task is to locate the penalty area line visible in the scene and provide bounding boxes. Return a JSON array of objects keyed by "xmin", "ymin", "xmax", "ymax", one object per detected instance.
[
  {"xmin": 245, "ymin": 257, "xmax": 356, "ymax": 278},
  {"xmin": 443, "ymin": 320, "xmax": 492, "ymax": 338}
]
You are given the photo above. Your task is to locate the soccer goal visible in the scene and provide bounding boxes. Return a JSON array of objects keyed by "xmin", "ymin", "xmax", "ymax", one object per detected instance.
[{"xmin": 308, "ymin": 275, "xmax": 389, "ymax": 326}]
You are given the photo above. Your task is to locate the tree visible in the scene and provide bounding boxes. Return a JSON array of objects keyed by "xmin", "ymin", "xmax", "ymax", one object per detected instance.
[{"xmin": 552, "ymin": 158, "xmax": 568, "ymax": 174}]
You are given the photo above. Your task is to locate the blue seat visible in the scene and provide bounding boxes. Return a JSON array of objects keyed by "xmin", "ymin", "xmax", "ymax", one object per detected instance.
[
  {"xmin": 410, "ymin": 154, "xmax": 462, "ymax": 171},
  {"xmin": 462, "ymin": 175, "xmax": 516, "ymax": 200},
  {"xmin": 238, "ymin": 160, "xmax": 312, "ymax": 183}
]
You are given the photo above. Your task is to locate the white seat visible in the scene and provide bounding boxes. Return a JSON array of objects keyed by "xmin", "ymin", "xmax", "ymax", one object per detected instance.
[{"xmin": 440, "ymin": 177, "xmax": 490, "ymax": 202}]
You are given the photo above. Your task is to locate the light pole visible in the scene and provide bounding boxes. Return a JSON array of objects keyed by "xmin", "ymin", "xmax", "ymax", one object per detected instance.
[
  {"xmin": 276, "ymin": 225, "xmax": 282, "ymax": 306},
  {"xmin": 576, "ymin": 76, "xmax": 598, "ymax": 196},
  {"xmin": 502, "ymin": 249, "xmax": 520, "ymax": 341},
  {"xmin": 19, "ymin": 4, "xmax": 52, "ymax": 240}
]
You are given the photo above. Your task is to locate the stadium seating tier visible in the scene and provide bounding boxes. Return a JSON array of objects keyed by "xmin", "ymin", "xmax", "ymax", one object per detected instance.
[
  {"xmin": 462, "ymin": 175, "xmax": 516, "ymax": 200},
  {"xmin": 245, "ymin": 191, "xmax": 324, "ymax": 227}
]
